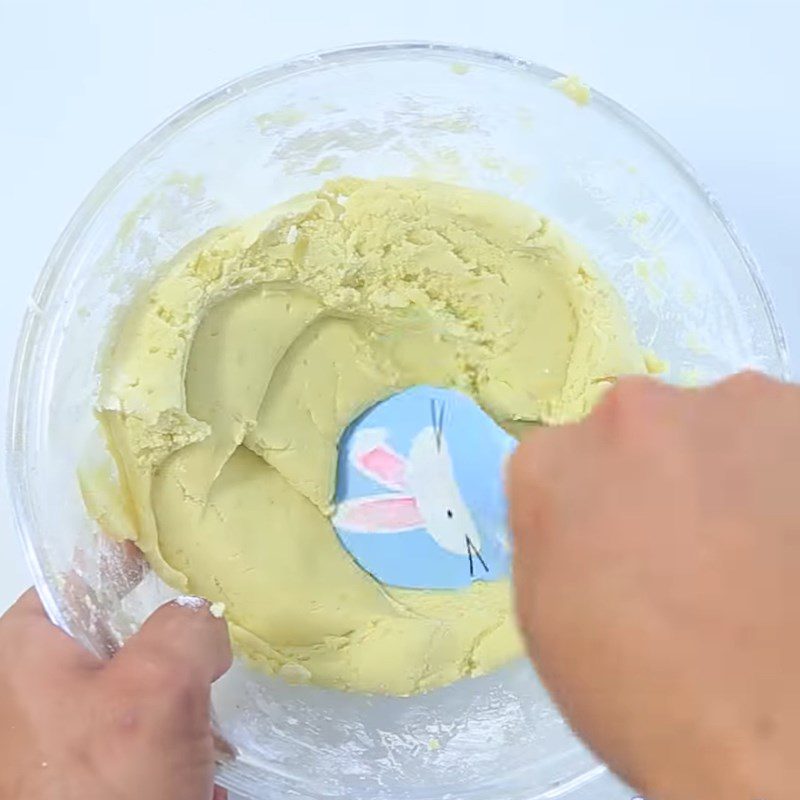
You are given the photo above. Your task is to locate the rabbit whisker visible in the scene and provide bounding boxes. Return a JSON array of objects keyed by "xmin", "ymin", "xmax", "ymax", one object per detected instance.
[
  {"xmin": 430, "ymin": 399, "xmax": 441, "ymax": 452},
  {"xmin": 465, "ymin": 535, "xmax": 489, "ymax": 577},
  {"xmin": 430, "ymin": 397, "xmax": 447, "ymax": 452}
]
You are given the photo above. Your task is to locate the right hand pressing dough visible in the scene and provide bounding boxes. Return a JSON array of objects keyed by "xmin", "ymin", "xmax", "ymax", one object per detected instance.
[
  {"xmin": 509, "ymin": 373, "xmax": 800, "ymax": 800},
  {"xmin": 90, "ymin": 177, "xmax": 648, "ymax": 695}
]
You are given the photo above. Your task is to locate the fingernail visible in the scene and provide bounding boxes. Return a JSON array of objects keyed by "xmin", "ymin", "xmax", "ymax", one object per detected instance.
[{"xmin": 174, "ymin": 595, "xmax": 208, "ymax": 610}]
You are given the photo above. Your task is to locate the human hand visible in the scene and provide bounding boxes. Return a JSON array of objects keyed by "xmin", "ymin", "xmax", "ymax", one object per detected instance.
[
  {"xmin": 0, "ymin": 590, "xmax": 232, "ymax": 800},
  {"xmin": 509, "ymin": 372, "xmax": 800, "ymax": 800}
]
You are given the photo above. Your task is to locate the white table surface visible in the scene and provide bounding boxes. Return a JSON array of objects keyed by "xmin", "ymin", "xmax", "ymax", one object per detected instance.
[{"xmin": 1, "ymin": 0, "xmax": 798, "ymax": 679}]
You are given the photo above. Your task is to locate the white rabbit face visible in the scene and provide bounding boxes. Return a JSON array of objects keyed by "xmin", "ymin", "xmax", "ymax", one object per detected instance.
[
  {"xmin": 407, "ymin": 427, "xmax": 480, "ymax": 556},
  {"xmin": 333, "ymin": 386, "xmax": 514, "ymax": 590}
]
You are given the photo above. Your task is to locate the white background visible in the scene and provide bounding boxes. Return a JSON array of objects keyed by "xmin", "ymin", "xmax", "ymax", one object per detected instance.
[{"xmin": 1, "ymin": 0, "xmax": 798, "ymax": 608}]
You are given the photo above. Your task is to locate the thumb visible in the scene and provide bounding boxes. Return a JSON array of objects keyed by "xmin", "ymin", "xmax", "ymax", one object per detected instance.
[
  {"xmin": 507, "ymin": 429, "xmax": 556, "ymax": 549},
  {"xmin": 507, "ymin": 428, "xmax": 567, "ymax": 642},
  {"xmin": 112, "ymin": 597, "xmax": 232, "ymax": 685}
]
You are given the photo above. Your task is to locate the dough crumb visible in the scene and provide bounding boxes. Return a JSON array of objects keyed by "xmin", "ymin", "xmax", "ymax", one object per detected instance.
[
  {"xmin": 209, "ymin": 602, "xmax": 226, "ymax": 619},
  {"xmin": 644, "ymin": 350, "xmax": 669, "ymax": 374},
  {"xmin": 551, "ymin": 74, "xmax": 591, "ymax": 106},
  {"xmin": 255, "ymin": 107, "xmax": 306, "ymax": 132},
  {"xmin": 428, "ymin": 738, "xmax": 441, "ymax": 751},
  {"xmin": 279, "ymin": 663, "xmax": 312, "ymax": 684},
  {"xmin": 450, "ymin": 62, "xmax": 470, "ymax": 75},
  {"xmin": 309, "ymin": 155, "xmax": 342, "ymax": 175}
]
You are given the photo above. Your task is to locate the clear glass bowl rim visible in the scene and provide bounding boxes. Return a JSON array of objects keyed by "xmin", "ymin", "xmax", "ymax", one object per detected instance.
[{"xmin": 5, "ymin": 40, "xmax": 790, "ymax": 799}]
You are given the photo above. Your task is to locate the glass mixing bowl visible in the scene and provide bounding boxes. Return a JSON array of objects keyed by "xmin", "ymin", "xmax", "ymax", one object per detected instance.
[{"xmin": 6, "ymin": 43, "xmax": 788, "ymax": 800}]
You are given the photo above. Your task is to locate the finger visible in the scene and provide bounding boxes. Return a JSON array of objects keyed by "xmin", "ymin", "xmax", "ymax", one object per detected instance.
[
  {"xmin": 213, "ymin": 725, "xmax": 238, "ymax": 760},
  {"xmin": 6, "ymin": 587, "xmax": 49, "ymax": 620},
  {"xmin": 113, "ymin": 597, "xmax": 232, "ymax": 685},
  {"xmin": 508, "ymin": 427, "xmax": 565, "ymax": 583},
  {"xmin": 99, "ymin": 539, "xmax": 150, "ymax": 598},
  {"xmin": 213, "ymin": 786, "xmax": 228, "ymax": 800},
  {"xmin": 0, "ymin": 588, "xmax": 100, "ymax": 670},
  {"xmin": 4, "ymin": 587, "xmax": 70, "ymax": 637},
  {"xmin": 507, "ymin": 422, "xmax": 597, "ymax": 632},
  {"xmin": 63, "ymin": 541, "xmax": 151, "ymax": 659},
  {"xmin": 587, "ymin": 376, "xmax": 681, "ymax": 444},
  {"xmin": 73, "ymin": 539, "xmax": 150, "ymax": 600},
  {"xmin": 61, "ymin": 569, "xmax": 125, "ymax": 658},
  {"xmin": 2, "ymin": 587, "xmax": 58, "ymax": 639},
  {"xmin": 507, "ymin": 425, "xmax": 567, "ymax": 543}
]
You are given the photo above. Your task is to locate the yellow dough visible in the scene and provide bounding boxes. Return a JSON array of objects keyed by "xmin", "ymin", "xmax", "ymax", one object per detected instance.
[{"xmin": 94, "ymin": 177, "xmax": 647, "ymax": 695}]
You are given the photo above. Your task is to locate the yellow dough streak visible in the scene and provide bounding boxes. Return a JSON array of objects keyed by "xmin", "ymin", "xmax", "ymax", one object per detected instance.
[{"xmin": 94, "ymin": 177, "xmax": 647, "ymax": 695}]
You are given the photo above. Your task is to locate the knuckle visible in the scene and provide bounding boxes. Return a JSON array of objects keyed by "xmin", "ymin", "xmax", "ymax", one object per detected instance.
[
  {"xmin": 514, "ymin": 574, "xmax": 555, "ymax": 658},
  {"xmin": 131, "ymin": 654, "xmax": 173, "ymax": 690},
  {"xmin": 160, "ymin": 668, "xmax": 201, "ymax": 703},
  {"xmin": 594, "ymin": 377, "xmax": 672, "ymax": 436},
  {"xmin": 606, "ymin": 375, "xmax": 668, "ymax": 407},
  {"xmin": 508, "ymin": 430, "xmax": 567, "ymax": 550},
  {"xmin": 721, "ymin": 369, "xmax": 775, "ymax": 394},
  {"xmin": 3, "ymin": 619, "xmax": 56, "ymax": 668},
  {"xmin": 128, "ymin": 652, "xmax": 200, "ymax": 702},
  {"xmin": 508, "ymin": 427, "xmax": 562, "ymax": 501},
  {"xmin": 508, "ymin": 434, "xmax": 542, "ymax": 485}
]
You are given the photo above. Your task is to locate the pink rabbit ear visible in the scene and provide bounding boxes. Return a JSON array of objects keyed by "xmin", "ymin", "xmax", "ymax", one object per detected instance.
[
  {"xmin": 350, "ymin": 428, "xmax": 408, "ymax": 490},
  {"xmin": 333, "ymin": 495, "xmax": 424, "ymax": 533}
]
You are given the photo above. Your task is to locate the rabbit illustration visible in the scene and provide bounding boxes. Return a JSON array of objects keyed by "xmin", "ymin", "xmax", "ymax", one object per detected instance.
[{"xmin": 333, "ymin": 400, "xmax": 489, "ymax": 577}]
